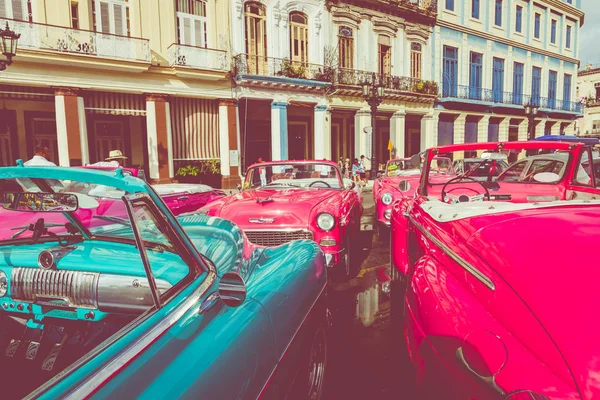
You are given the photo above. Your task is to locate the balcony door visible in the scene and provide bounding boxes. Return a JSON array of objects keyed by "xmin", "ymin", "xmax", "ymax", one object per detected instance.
[
  {"xmin": 513, "ymin": 62, "xmax": 524, "ymax": 105},
  {"xmin": 532, "ymin": 67, "xmax": 542, "ymax": 106},
  {"xmin": 548, "ymin": 70, "xmax": 557, "ymax": 109},
  {"xmin": 28, "ymin": 116, "xmax": 58, "ymax": 164},
  {"xmin": 492, "ymin": 57, "xmax": 504, "ymax": 103},
  {"xmin": 0, "ymin": 0, "xmax": 31, "ymax": 21},
  {"xmin": 563, "ymin": 74, "xmax": 572, "ymax": 110},
  {"xmin": 176, "ymin": 0, "xmax": 207, "ymax": 48},
  {"xmin": 378, "ymin": 35, "xmax": 392, "ymax": 77},
  {"xmin": 289, "ymin": 11, "xmax": 308, "ymax": 66},
  {"xmin": 244, "ymin": 2, "xmax": 267, "ymax": 74},
  {"xmin": 442, "ymin": 46, "xmax": 458, "ymax": 97},
  {"xmin": 93, "ymin": 0, "xmax": 129, "ymax": 36},
  {"xmin": 469, "ymin": 52, "xmax": 483, "ymax": 100},
  {"xmin": 93, "ymin": 120, "xmax": 126, "ymax": 163}
]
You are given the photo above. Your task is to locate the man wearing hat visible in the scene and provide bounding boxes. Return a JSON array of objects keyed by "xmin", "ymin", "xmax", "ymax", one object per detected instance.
[{"xmin": 88, "ymin": 150, "xmax": 127, "ymax": 167}]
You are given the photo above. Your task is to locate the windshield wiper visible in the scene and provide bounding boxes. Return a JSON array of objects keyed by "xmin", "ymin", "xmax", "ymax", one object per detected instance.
[
  {"xmin": 10, "ymin": 218, "xmax": 81, "ymax": 246},
  {"xmin": 11, "ymin": 221, "xmax": 66, "ymax": 239},
  {"xmin": 93, "ymin": 215, "xmax": 131, "ymax": 226}
]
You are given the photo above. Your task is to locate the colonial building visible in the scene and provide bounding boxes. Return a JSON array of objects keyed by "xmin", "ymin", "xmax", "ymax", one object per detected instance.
[
  {"xmin": 230, "ymin": 0, "xmax": 439, "ymax": 170},
  {"xmin": 0, "ymin": 0, "xmax": 238, "ymax": 186},
  {"xmin": 432, "ymin": 0, "xmax": 584, "ymax": 148},
  {"xmin": 577, "ymin": 64, "xmax": 600, "ymax": 137}
]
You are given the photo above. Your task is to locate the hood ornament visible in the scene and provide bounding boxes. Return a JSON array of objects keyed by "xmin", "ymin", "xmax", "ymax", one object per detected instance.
[
  {"xmin": 256, "ymin": 196, "xmax": 274, "ymax": 204},
  {"xmin": 249, "ymin": 218, "xmax": 275, "ymax": 224}
]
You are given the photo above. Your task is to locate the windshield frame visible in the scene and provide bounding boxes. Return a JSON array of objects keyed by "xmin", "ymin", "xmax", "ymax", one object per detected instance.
[
  {"xmin": 419, "ymin": 141, "xmax": 582, "ymax": 196},
  {"xmin": 243, "ymin": 161, "xmax": 344, "ymax": 190}
]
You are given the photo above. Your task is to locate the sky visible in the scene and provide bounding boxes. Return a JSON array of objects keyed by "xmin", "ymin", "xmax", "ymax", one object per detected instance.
[{"xmin": 580, "ymin": 0, "xmax": 600, "ymax": 66}]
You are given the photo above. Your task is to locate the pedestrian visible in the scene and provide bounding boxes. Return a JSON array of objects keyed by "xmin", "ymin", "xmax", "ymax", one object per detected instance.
[
  {"xmin": 362, "ymin": 155, "xmax": 372, "ymax": 180},
  {"xmin": 88, "ymin": 149, "xmax": 128, "ymax": 167},
  {"xmin": 24, "ymin": 145, "xmax": 56, "ymax": 166},
  {"xmin": 352, "ymin": 158, "xmax": 363, "ymax": 183},
  {"xmin": 338, "ymin": 157, "xmax": 344, "ymax": 171},
  {"xmin": 344, "ymin": 158, "xmax": 352, "ymax": 179},
  {"xmin": 258, "ymin": 157, "xmax": 267, "ymax": 187},
  {"xmin": 359, "ymin": 155, "xmax": 367, "ymax": 184}
]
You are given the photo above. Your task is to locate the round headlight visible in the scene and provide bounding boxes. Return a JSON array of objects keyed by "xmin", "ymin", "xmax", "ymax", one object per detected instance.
[
  {"xmin": 0, "ymin": 271, "xmax": 7, "ymax": 297},
  {"xmin": 381, "ymin": 192, "xmax": 393, "ymax": 205},
  {"xmin": 316, "ymin": 213, "xmax": 335, "ymax": 231}
]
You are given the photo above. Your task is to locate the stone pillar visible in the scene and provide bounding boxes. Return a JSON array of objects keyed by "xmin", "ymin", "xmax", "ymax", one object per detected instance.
[
  {"xmin": 271, "ymin": 102, "xmax": 288, "ymax": 161},
  {"xmin": 518, "ymin": 119, "xmax": 529, "ymax": 141},
  {"xmin": 498, "ymin": 118, "xmax": 510, "ymax": 142},
  {"xmin": 535, "ymin": 118, "xmax": 546, "ymax": 138},
  {"xmin": 390, "ymin": 111, "xmax": 406, "ymax": 158},
  {"xmin": 477, "ymin": 115, "xmax": 490, "ymax": 143},
  {"xmin": 355, "ymin": 109, "xmax": 371, "ymax": 158},
  {"xmin": 219, "ymin": 99, "xmax": 241, "ymax": 189},
  {"xmin": 453, "ymin": 114, "xmax": 467, "ymax": 159},
  {"xmin": 420, "ymin": 113, "xmax": 439, "ymax": 150},
  {"xmin": 314, "ymin": 104, "xmax": 332, "ymax": 161},
  {"xmin": 146, "ymin": 93, "xmax": 173, "ymax": 183},
  {"xmin": 54, "ymin": 87, "xmax": 89, "ymax": 166},
  {"xmin": 550, "ymin": 120, "xmax": 561, "ymax": 135}
]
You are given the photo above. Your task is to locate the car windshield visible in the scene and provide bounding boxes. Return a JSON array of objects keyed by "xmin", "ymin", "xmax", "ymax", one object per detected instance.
[
  {"xmin": 0, "ymin": 177, "xmax": 170, "ymax": 249},
  {"xmin": 386, "ymin": 159, "xmax": 414, "ymax": 176},
  {"xmin": 424, "ymin": 144, "xmax": 575, "ymax": 189},
  {"xmin": 244, "ymin": 162, "xmax": 343, "ymax": 189}
]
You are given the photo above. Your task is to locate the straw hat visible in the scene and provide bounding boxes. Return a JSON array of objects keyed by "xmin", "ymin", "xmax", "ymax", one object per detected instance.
[{"xmin": 106, "ymin": 150, "xmax": 128, "ymax": 161}]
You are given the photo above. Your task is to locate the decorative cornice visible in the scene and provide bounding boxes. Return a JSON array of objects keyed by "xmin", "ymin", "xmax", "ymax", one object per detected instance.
[
  {"xmin": 53, "ymin": 86, "xmax": 80, "ymax": 97},
  {"xmin": 330, "ymin": 5, "xmax": 363, "ymax": 29},
  {"xmin": 437, "ymin": 20, "xmax": 580, "ymax": 66},
  {"xmin": 372, "ymin": 16, "xmax": 399, "ymax": 37},
  {"xmin": 537, "ymin": 0, "xmax": 585, "ymax": 26}
]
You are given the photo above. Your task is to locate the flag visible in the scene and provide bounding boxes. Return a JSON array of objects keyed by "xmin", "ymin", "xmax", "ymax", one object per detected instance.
[{"xmin": 387, "ymin": 139, "xmax": 393, "ymax": 151}]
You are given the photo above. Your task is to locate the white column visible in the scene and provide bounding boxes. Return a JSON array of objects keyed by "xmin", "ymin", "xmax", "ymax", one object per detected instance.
[
  {"xmin": 390, "ymin": 111, "xmax": 406, "ymax": 158},
  {"xmin": 146, "ymin": 101, "xmax": 159, "ymax": 179},
  {"xmin": 478, "ymin": 115, "xmax": 490, "ymax": 143},
  {"xmin": 314, "ymin": 104, "xmax": 331, "ymax": 161},
  {"xmin": 271, "ymin": 102, "xmax": 288, "ymax": 161},
  {"xmin": 218, "ymin": 102, "xmax": 231, "ymax": 176},
  {"xmin": 499, "ymin": 118, "xmax": 510, "ymax": 142},
  {"xmin": 535, "ymin": 118, "xmax": 546, "ymax": 138},
  {"xmin": 76, "ymin": 97, "xmax": 89, "ymax": 165},
  {"xmin": 54, "ymin": 95, "xmax": 70, "ymax": 167},
  {"xmin": 165, "ymin": 101, "xmax": 174, "ymax": 178},
  {"xmin": 355, "ymin": 109, "xmax": 371, "ymax": 158},
  {"xmin": 420, "ymin": 113, "xmax": 439, "ymax": 150}
]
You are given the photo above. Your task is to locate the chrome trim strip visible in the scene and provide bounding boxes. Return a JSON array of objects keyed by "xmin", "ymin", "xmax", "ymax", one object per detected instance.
[
  {"xmin": 62, "ymin": 268, "xmax": 217, "ymax": 400},
  {"xmin": 407, "ymin": 215, "xmax": 495, "ymax": 291},
  {"xmin": 243, "ymin": 228, "xmax": 312, "ymax": 233},
  {"xmin": 257, "ymin": 282, "xmax": 327, "ymax": 398}
]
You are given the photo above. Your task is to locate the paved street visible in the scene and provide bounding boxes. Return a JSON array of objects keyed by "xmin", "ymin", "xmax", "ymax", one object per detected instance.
[{"xmin": 323, "ymin": 194, "xmax": 416, "ymax": 400}]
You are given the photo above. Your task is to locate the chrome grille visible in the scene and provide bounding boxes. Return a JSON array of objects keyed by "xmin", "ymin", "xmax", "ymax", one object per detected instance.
[
  {"xmin": 11, "ymin": 268, "xmax": 99, "ymax": 308},
  {"xmin": 245, "ymin": 230, "xmax": 313, "ymax": 247}
]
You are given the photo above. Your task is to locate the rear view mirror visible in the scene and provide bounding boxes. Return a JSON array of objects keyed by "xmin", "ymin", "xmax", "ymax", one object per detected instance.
[
  {"xmin": 398, "ymin": 180, "xmax": 411, "ymax": 192},
  {"xmin": 1, "ymin": 192, "xmax": 79, "ymax": 212},
  {"xmin": 410, "ymin": 154, "xmax": 421, "ymax": 169}
]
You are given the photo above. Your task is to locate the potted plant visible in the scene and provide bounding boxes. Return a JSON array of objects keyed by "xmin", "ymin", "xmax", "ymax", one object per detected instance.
[{"xmin": 175, "ymin": 159, "xmax": 222, "ymax": 188}]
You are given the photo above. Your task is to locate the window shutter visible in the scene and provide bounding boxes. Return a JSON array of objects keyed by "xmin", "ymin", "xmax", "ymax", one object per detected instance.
[
  {"xmin": 113, "ymin": 3, "xmax": 124, "ymax": 36},
  {"xmin": 0, "ymin": 0, "xmax": 7, "ymax": 19},
  {"xmin": 182, "ymin": 17, "xmax": 192, "ymax": 45},
  {"xmin": 193, "ymin": 19, "xmax": 205, "ymax": 47},
  {"xmin": 11, "ymin": 0, "xmax": 24, "ymax": 20},
  {"xmin": 99, "ymin": 1, "xmax": 110, "ymax": 33}
]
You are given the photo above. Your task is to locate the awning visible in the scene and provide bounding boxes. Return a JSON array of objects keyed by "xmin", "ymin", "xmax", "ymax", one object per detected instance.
[
  {"xmin": 83, "ymin": 91, "xmax": 146, "ymax": 116},
  {"xmin": 170, "ymin": 97, "xmax": 219, "ymax": 160},
  {"xmin": 0, "ymin": 85, "xmax": 54, "ymax": 100}
]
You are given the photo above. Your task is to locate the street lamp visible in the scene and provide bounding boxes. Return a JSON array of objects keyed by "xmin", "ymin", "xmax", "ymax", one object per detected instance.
[
  {"xmin": 361, "ymin": 72, "xmax": 385, "ymax": 178},
  {"xmin": 524, "ymin": 101, "xmax": 539, "ymax": 140},
  {"xmin": 0, "ymin": 22, "xmax": 20, "ymax": 72}
]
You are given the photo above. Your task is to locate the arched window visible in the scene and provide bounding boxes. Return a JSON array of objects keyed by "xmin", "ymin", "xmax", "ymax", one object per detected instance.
[
  {"xmin": 338, "ymin": 26, "xmax": 354, "ymax": 69},
  {"xmin": 289, "ymin": 11, "xmax": 308, "ymax": 64},
  {"xmin": 378, "ymin": 35, "xmax": 392, "ymax": 76},
  {"xmin": 244, "ymin": 2, "xmax": 267, "ymax": 74},
  {"xmin": 411, "ymin": 42, "xmax": 422, "ymax": 80}
]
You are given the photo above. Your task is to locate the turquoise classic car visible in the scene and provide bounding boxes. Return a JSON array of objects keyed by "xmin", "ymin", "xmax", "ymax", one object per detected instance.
[{"xmin": 0, "ymin": 163, "xmax": 328, "ymax": 400}]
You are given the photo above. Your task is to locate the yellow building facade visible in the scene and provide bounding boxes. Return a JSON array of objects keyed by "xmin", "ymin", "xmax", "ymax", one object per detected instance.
[{"xmin": 0, "ymin": 0, "xmax": 240, "ymax": 185}]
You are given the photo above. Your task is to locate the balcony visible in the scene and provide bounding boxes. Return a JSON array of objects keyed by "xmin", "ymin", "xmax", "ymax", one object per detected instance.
[
  {"xmin": 440, "ymin": 84, "xmax": 583, "ymax": 114},
  {"xmin": 584, "ymin": 98, "xmax": 600, "ymax": 108},
  {"xmin": 334, "ymin": 68, "xmax": 438, "ymax": 98},
  {"xmin": 1, "ymin": 17, "xmax": 150, "ymax": 63},
  {"xmin": 168, "ymin": 44, "xmax": 229, "ymax": 71},
  {"xmin": 327, "ymin": 0, "xmax": 436, "ymax": 25}
]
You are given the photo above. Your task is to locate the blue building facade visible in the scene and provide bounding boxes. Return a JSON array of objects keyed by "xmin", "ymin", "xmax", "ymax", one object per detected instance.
[{"xmin": 432, "ymin": 0, "xmax": 584, "ymax": 146}]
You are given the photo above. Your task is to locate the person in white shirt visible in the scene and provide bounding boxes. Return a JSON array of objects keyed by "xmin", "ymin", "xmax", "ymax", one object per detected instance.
[
  {"xmin": 24, "ymin": 146, "xmax": 56, "ymax": 166},
  {"xmin": 88, "ymin": 150, "xmax": 127, "ymax": 168}
]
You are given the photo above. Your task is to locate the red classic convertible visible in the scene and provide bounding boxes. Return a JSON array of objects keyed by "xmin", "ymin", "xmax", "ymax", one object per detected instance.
[
  {"xmin": 201, "ymin": 160, "xmax": 363, "ymax": 279},
  {"xmin": 390, "ymin": 141, "xmax": 600, "ymax": 399}
]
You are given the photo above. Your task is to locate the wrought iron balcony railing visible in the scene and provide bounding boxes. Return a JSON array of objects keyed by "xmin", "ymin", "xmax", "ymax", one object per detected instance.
[
  {"xmin": 168, "ymin": 44, "xmax": 229, "ymax": 71},
  {"xmin": 233, "ymin": 53, "xmax": 331, "ymax": 82},
  {"xmin": 441, "ymin": 84, "xmax": 583, "ymax": 113},
  {"xmin": 336, "ymin": 68, "xmax": 438, "ymax": 95},
  {"xmin": 585, "ymin": 98, "xmax": 600, "ymax": 108},
  {"xmin": 1, "ymin": 17, "xmax": 150, "ymax": 62}
]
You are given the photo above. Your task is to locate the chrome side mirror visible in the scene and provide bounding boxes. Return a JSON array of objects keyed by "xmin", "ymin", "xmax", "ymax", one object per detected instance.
[
  {"xmin": 219, "ymin": 272, "xmax": 246, "ymax": 307},
  {"xmin": 398, "ymin": 180, "xmax": 411, "ymax": 192},
  {"xmin": 345, "ymin": 180, "xmax": 356, "ymax": 190}
]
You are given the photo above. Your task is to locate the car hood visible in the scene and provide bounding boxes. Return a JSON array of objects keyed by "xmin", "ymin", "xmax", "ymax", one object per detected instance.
[
  {"xmin": 466, "ymin": 206, "xmax": 600, "ymax": 396},
  {"xmin": 215, "ymin": 189, "xmax": 339, "ymax": 229}
]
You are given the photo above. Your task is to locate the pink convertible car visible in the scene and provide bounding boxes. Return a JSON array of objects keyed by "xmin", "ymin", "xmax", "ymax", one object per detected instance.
[
  {"xmin": 201, "ymin": 160, "xmax": 363, "ymax": 279},
  {"xmin": 390, "ymin": 141, "xmax": 600, "ymax": 399}
]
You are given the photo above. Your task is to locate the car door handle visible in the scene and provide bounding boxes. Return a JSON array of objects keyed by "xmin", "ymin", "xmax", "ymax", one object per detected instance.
[{"xmin": 177, "ymin": 195, "xmax": 189, "ymax": 201}]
